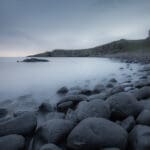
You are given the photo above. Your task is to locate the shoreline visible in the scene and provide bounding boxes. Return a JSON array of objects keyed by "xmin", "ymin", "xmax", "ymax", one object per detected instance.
[{"xmin": 0, "ymin": 57, "xmax": 150, "ymax": 149}]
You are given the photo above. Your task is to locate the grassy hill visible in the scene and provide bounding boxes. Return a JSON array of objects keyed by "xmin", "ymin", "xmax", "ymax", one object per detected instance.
[{"xmin": 30, "ymin": 38, "xmax": 150, "ymax": 57}]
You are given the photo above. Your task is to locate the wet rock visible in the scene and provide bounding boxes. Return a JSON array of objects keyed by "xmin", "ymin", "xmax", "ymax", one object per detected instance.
[
  {"xmin": 39, "ymin": 102, "xmax": 53, "ymax": 113},
  {"xmin": 110, "ymin": 85, "xmax": 124, "ymax": 95},
  {"xmin": 67, "ymin": 117, "xmax": 127, "ymax": 150},
  {"xmin": 89, "ymin": 90, "xmax": 111, "ymax": 101},
  {"xmin": 57, "ymin": 86, "xmax": 68, "ymax": 94},
  {"xmin": 136, "ymin": 109, "xmax": 150, "ymax": 126},
  {"xmin": 124, "ymin": 87, "xmax": 134, "ymax": 92},
  {"xmin": 40, "ymin": 143, "xmax": 62, "ymax": 150},
  {"xmin": 134, "ymin": 86, "xmax": 150, "ymax": 100},
  {"xmin": 0, "ymin": 134, "xmax": 25, "ymax": 150},
  {"xmin": 57, "ymin": 95, "xmax": 88, "ymax": 112},
  {"xmin": 106, "ymin": 92, "xmax": 142, "ymax": 120},
  {"xmin": 128, "ymin": 125, "xmax": 150, "ymax": 150},
  {"xmin": 0, "ymin": 108, "xmax": 8, "ymax": 118},
  {"xmin": 46, "ymin": 112, "xmax": 65, "ymax": 120},
  {"xmin": 74, "ymin": 99, "xmax": 110, "ymax": 121},
  {"xmin": 13, "ymin": 110, "xmax": 32, "ymax": 117},
  {"xmin": 93, "ymin": 84, "xmax": 105, "ymax": 93},
  {"xmin": 65, "ymin": 109, "xmax": 78, "ymax": 123},
  {"xmin": 134, "ymin": 80, "xmax": 150, "ymax": 88},
  {"xmin": 121, "ymin": 116, "xmax": 135, "ymax": 132},
  {"xmin": 32, "ymin": 119, "xmax": 74, "ymax": 150},
  {"xmin": 109, "ymin": 78, "xmax": 117, "ymax": 83},
  {"xmin": 139, "ymin": 100, "xmax": 150, "ymax": 110},
  {"xmin": 106, "ymin": 83, "xmax": 114, "ymax": 88},
  {"xmin": 0, "ymin": 112, "xmax": 37, "ymax": 136},
  {"xmin": 80, "ymin": 89, "xmax": 92, "ymax": 96}
]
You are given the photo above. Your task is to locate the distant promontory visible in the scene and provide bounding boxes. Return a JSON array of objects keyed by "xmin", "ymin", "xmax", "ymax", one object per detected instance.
[{"xmin": 29, "ymin": 33, "xmax": 150, "ymax": 58}]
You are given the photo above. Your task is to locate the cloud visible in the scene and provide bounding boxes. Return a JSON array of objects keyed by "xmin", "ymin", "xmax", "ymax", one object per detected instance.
[{"xmin": 0, "ymin": 0, "xmax": 150, "ymax": 56}]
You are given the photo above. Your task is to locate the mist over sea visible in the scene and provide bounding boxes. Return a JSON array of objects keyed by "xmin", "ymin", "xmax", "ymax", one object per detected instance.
[{"xmin": 0, "ymin": 57, "xmax": 140, "ymax": 103}]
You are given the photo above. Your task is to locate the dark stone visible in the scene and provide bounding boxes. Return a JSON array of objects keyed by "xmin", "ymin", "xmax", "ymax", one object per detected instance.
[
  {"xmin": 65, "ymin": 109, "xmax": 78, "ymax": 123},
  {"xmin": 110, "ymin": 85, "xmax": 124, "ymax": 95},
  {"xmin": 0, "ymin": 108, "xmax": 8, "ymax": 118},
  {"xmin": 106, "ymin": 92, "xmax": 142, "ymax": 120},
  {"xmin": 67, "ymin": 117, "xmax": 127, "ymax": 150},
  {"xmin": 0, "ymin": 112, "xmax": 37, "ymax": 136},
  {"xmin": 109, "ymin": 78, "xmax": 117, "ymax": 83},
  {"xmin": 128, "ymin": 125, "xmax": 150, "ymax": 150},
  {"xmin": 134, "ymin": 86, "xmax": 150, "ymax": 100},
  {"xmin": 40, "ymin": 143, "xmax": 62, "ymax": 150},
  {"xmin": 139, "ymin": 100, "xmax": 150, "ymax": 110},
  {"xmin": 106, "ymin": 83, "xmax": 114, "ymax": 88},
  {"xmin": 74, "ymin": 99, "xmax": 111, "ymax": 121},
  {"xmin": 32, "ymin": 119, "xmax": 74, "ymax": 150},
  {"xmin": 89, "ymin": 90, "xmax": 111, "ymax": 101},
  {"xmin": 57, "ymin": 86, "xmax": 68, "ymax": 94},
  {"xmin": 93, "ymin": 84, "xmax": 105, "ymax": 93},
  {"xmin": 57, "ymin": 95, "xmax": 88, "ymax": 112},
  {"xmin": 46, "ymin": 112, "xmax": 65, "ymax": 120},
  {"xmin": 134, "ymin": 80, "xmax": 150, "ymax": 88},
  {"xmin": 0, "ymin": 134, "xmax": 25, "ymax": 150},
  {"xmin": 121, "ymin": 116, "xmax": 135, "ymax": 132},
  {"xmin": 136, "ymin": 109, "xmax": 150, "ymax": 126},
  {"xmin": 39, "ymin": 102, "xmax": 53, "ymax": 113},
  {"xmin": 80, "ymin": 89, "xmax": 92, "ymax": 96}
]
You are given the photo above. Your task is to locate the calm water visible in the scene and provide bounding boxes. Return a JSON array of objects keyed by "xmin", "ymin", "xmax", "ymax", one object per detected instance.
[{"xmin": 0, "ymin": 57, "xmax": 140, "ymax": 104}]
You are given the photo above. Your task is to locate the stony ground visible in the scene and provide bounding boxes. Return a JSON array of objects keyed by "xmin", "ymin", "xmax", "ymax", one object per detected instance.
[{"xmin": 0, "ymin": 62, "xmax": 150, "ymax": 150}]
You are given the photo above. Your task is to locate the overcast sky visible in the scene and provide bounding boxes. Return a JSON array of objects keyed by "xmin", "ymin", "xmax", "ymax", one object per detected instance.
[{"xmin": 0, "ymin": 0, "xmax": 150, "ymax": 56}]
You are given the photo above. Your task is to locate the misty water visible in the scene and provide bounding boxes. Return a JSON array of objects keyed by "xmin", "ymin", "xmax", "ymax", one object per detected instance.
[{"xmin": 0, "ymin": 57, "xmax": 140, "ymax": 107}]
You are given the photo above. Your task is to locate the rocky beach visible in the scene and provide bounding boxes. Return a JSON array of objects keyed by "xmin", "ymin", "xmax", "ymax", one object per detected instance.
[{"xmin": 0, "ymin": 57, "xmax": 150, "ymax": 150}]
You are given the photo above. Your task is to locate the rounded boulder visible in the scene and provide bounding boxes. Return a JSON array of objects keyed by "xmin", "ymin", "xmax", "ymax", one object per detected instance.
[{"xmin": 67, "ymin": 117, "xmax": 128, "ymax": 150}]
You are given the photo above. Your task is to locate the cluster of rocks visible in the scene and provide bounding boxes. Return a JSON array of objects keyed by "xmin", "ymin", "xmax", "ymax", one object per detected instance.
[
  {"xmin": 1, "ymin": 64, "xmax": 150, "ymax": 150},
  {"xmin": 107, "ymin": 52, "xmax": 150, "ymax": 64}
]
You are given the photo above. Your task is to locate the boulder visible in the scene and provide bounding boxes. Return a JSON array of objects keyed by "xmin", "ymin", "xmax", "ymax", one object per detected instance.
[
  {"xmin": 110, "ymin": 85, "xmax": 124, "ymax": 95},
  {"xmin": 40, "ymin": 143, "xmax": 62, "ymax": 150},
  {"xmin": 134, "ymin": 80, "xmax": 150, "ymax": 88},
  {"xmin": 0, "ymin": 108, "xmax": 8, "ymax": 118},
  {"xmin": 74, "ymin": 99, "xmax": 110, "ymax": 121},
  {"xmin": 0, "ymin": 134, "xmax": 25, "ymax": 150},
  {"xmin": 0, "ymin": 112, "xmax": 37, "ymax": 136},
  {"xmin": 57, "ymin": 95, "xmax": 88, "ymax": 112},
  {"xmin": 80, "ymin": 89, "xmax": 92, "ymax": 96},
  {"xmin": 93, "ymin": 84, "xmax": 105, "ymax": 93},
  {"xmin": 46, "ymin": 112, "xmax": 65, "ymax": 120},
  {"xmin": 65, "ymin": 109, "xmax": 78, "ymax": 123},
  {"xmin": 89, "ymin": 90, "xmax": 111, "ymax": 101},
  {"xmin": 106, "ymin": 92, "xmax": 142, "ymax": 120},
  {"xmin": 39, "ymin": 102, "xmax": 53, "ymax": 113},
  {"xmin": 128, "ymin": 125, "xmax": 150, "ymax": 150},
  {"xmin": 139, "ymin": 100, "xmax": 150, "ymax": 110},
  {"xmin": 57, "ymin": 86, "xmax": 68, "ymax": 94},
  {"xmin": 106, "ymin": 83, "xmax": 114, "ymax": 88},
  {"xmin": 67, "ymin": 118, "xmax": 127, "ymax": 150},
  {"xmin": 32, "ymin": 119, "xmax": 74, "ymax": 150},
  {"xmin": 109, "ymin": 78, "xmax": 117, "ymax": 83},
  {"xmin": 121, "ymin": 116, "xmax": 135, "ymax": 132},
  {"xmin": 134, "ymin": 86, "xmax": 150, "ymax": 100},
  {"xmin": 136, "ymin": 109, "xmax": 150, "ymax": 126}
]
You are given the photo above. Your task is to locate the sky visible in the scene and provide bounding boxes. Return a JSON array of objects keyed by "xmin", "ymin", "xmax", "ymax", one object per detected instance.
[{"xmin": 0, "ymin": 0, "xmax": 150, "ymax": 57}]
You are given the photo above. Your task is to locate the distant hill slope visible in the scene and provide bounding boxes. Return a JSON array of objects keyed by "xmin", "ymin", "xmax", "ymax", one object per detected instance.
[{"xmin": 30, "ymin": 38, "xmax": 150, "ymax": 57}]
